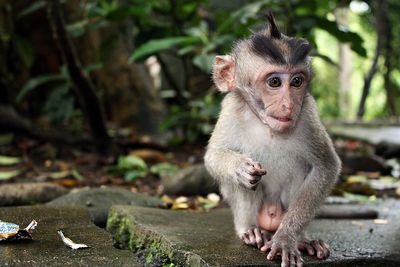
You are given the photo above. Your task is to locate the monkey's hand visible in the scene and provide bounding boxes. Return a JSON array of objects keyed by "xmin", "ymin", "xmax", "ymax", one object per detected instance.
[
  {"xmin": 298, "ymin": 239, "xmax": 330, "ymax": 259},
  {"xmin": 240, "ymin": 228, "xmax": 272, "ymax": 249},
  {"xmin": 235, "ymin": 158, "xmax": 266, "ymax": 190},
  {"xmin": 260, "ymin": 232, "xmax": 304, "ymax": 267}
]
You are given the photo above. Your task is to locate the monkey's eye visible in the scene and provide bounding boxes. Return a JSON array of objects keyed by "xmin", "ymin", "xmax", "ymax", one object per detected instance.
[
  {"xmin": 291, "ymin": 76, "xmax": 303, "ymax": 87},
  {"xmin": 267, "ymin": 77, "xmax": 281, "ymax": 88}
]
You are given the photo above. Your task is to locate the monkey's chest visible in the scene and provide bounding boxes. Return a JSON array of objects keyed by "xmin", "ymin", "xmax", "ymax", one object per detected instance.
[{"xmin": 248, "ymin": 144, "xmax": 309, "ymax": 206}]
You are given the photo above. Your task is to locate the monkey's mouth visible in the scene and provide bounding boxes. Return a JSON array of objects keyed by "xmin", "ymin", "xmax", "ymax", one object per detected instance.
[{"xmin": 271, "ymin": 116, "xmax": 292, "ymax": 122}]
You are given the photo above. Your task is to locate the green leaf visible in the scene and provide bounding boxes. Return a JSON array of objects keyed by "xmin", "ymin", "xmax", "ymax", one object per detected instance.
[
  {"xmin": 13, "ymin": 35, "xmax": 35, "ymax": 68},
  {"xmin": 117, "ymin": 155, "xmax": 148, "ymax": 171},
  {"xmin": 193, "ymin": 54, "xmax": 215, "ymax": 74},
  {"xmin": 105, "ymin": 6, "xmax": 146, "ymax": 21},
  {"xmin": 83, "ymin": 63, "xmax": 103, "ymax": 74},
  {"xmin": 67, "ymin": 20, "xmax": 89, "ymax": 38},
  {"xmin": 0, "ymin": 169, "xmax": 23, "ymax": 180},
  {"xmin": 150, "ymin": 163, "xmax": 179, "ymax": 177},
  {"xmin": 0, "ymin": 134, "xmax": 14, "ymax": 146},
  {"xmin": 0, "ymin": 155, "xmax": 22, "ymax": 165},
  {"xmin": 71, "ymin": 169, "xmax": 85, "ymax": 181},
  {"xmin": 302, "ymin": 16, "xmax": 367, "ymax": 57},
  {"xmin": 17, "ymin": 1, "xmax": 46, "ymax": 19},
  {"xmin": 48, "ymin": 171, "xmax": 70, "ymax": 179},
  {"xmin": 44, "ymin": 83, "xmax": 75, "ymax": 125},
  {"xmin": 216, "ymin": 1, "xmax": 266, "ymax": 34},
  {"xmin": 343, "ymin": 192, "xmax": 376, "ymax": 204},
  {"xmin": 129, "ymin": 36, "xmax": 200, "ymax": 63},
  {"xmin": 17, "ymin": 73, "xmax": 65, "ymax": 103},
  {"xmin": 124, "ymin": 170, "xmax": 146, "ymax": 181},
  {"xmin": 311, "ymin": 52, "xmax": 339, "ymax": 68}
]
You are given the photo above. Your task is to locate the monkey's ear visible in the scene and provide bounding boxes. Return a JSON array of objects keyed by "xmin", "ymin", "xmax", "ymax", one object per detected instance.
[{"xmin": 212, "ymin": 55, "xmax": 236, "ymax": 92}]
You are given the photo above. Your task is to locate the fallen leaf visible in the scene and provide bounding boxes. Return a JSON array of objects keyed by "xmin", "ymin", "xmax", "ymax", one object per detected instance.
[
  {"xmin": 71, "ymin": 169, "xmax": 85, "ymax": 181},
  {"xmin": 48, "ymin": 170, "xmax": 71, "ymax": 179},
  {"xmin": 161, "ymin": 195, "xmax": 173, "ymax": 204},
  {"xmin": 58, "ymin": 230, "xmax": 89, "ymax": 250},
  {"xmin": 52, "ymin": 179, "xmax": 80, "ymax": 187},
  {"xmin": 175, "ymin": 196, "xmax": 189, "ymax": 204},
  {"xmin": 207, "ymin": 193, "xmax": 221, "ymax": 203},
  {"xmin": 172, "ymin": 203, "xmax": 189, "ymax": 209},
  {"xmin": 0, "ymin": 155, "xmax": 22, "ymax": 165},
  {"xmin": 373, "ymin": 219, "xmax": 388, "ymax": 225},
  {"xmin": 0, "ymin": 169, "xmax": 23, "ymax": 180},
  {"xmin": 130, "ymin": 149, "xmax": 167, "ymax": 164},
  {"xmin": 347, "ymin": 175, "xmax": 367, "ymax": 184}
]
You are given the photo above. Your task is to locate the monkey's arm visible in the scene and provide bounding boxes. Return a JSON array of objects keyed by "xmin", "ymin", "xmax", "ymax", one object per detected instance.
[
  {"xmin": 205, "ymin": 145, "xmax": 266, "ymax": 190},
  {"xmin": 276, "ymin": 145, "xmax": 340, "ymax": 238},
  {"xmin": 204, "ymin": 95, "xmax": 266, "ymax": 189},
  {"xmin": 266, "ymin": 143, "xmax": 340, "ymax": 262}
]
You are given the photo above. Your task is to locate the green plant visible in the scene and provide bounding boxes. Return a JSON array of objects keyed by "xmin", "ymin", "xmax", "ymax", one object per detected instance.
[
  {"xmin": 16, "ymin": 64, "xmax": 102, "ymax": 125},
  {"xmin": 159, "ymin": 93, "xmax": 221, "ymax": 144},
  {"xmin": 108, "ymin": 155, "xmax": 148, "ymax": 181},
  {"xmin": 108, "ymin": 154, "xmax": 179, "ymax": 181}
]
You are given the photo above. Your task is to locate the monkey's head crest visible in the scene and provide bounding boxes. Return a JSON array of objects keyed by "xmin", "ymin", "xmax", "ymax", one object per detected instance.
[
  {"xmin": 264, "ymin": 12, "xmax": 282, "ymax": 39},
  {"xmin": 247, "ymin": 12, "xmax": 311, "ymax": 66}
]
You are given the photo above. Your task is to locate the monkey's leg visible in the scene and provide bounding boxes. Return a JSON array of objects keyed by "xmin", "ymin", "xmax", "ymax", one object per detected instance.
[
  {"xmin": 228, "ymin": 187, "xmax": 265, "ymax": 248},
  {"xmin": 298, "ymin": 238, "xmax": 330, "ymax": 259}
]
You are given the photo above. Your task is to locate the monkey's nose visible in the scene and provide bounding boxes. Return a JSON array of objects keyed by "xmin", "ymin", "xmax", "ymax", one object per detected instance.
[{"xmin": 282, "ymin": 103, "xmax": 293, "ymax": 112}]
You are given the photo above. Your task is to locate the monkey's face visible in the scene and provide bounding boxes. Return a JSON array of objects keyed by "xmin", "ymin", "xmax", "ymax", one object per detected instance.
[{"xmin": 240, "ymin": 65, "xmax": 309, "ymax": 133}]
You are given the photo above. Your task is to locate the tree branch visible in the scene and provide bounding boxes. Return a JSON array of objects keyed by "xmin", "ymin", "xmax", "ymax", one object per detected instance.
[
  {"xmin": 357, "ymin": 0, "xmax": 384, "ymax": 119},
  {"xmin": 46, "ymin": 0, "xmax": 110, "ymax": 147},
  {"xmin": 0, "ymin": 105, "xmax": 91, "ymax": 145}
]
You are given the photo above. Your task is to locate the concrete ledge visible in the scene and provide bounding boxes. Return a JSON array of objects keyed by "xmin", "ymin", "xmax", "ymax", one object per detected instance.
[
  {"xmin": 107, "ymin": 201, "xmax": 400, "ymax": 266},
  {"xmin": 0, "ymin": 205, "xmax": 140, "ymax": 266}
]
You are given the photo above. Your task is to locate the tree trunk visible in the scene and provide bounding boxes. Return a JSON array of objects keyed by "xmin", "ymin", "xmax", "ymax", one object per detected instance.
[
  {"xmin": 71, "ymin": 9, "xmax": 167, "ymax": 134},
  {"xmin": 381, "ymin": 0, "xmax": 397, "ymax": 118},
  {"xmin": 46, "ymin": 0, "xmax": 111, "ymax": 147},
  {"xmin": 357, "ymin": 0, "xmax": 384, "ymax": 119},
  {"xmin": 335, "ymin": 6, "xmax": 353, "ymax": 119}
]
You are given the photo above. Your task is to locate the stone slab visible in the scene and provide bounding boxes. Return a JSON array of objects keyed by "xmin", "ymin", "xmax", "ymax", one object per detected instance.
[
  {"xmin": 107, "ymin": 200, "xmax": 400, "ymax": 266},
  {"xmin": 0, "ymin": 205, "xmax": 140, "ymax": 266},
  {"xmin": 0, "ymin": 182, "xmax": 68, "ymax": 206},
  {"xmin": 329, "ymin": 125, "xmax": 400, "ymax": 145},
  {"xmin": 47, "ymin": 187, "xmax": 162, "ymax": 227}
]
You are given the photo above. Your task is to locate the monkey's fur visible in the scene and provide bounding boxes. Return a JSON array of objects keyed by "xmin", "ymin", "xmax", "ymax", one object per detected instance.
[{"xmin": 204, "ymin": 13, "xmax": 341, "ymax": 266}]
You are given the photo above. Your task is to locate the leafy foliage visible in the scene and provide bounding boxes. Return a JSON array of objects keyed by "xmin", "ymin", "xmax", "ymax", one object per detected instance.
[
  {"xmin": 108, "ymin": 154, "xmax": 179, "ymax": 181},
  {"xmin": 159, "ymin": 93, "xmax": 221, "ymax": 144},
  {"xmin": 7, "ymin": 0, "xmax": 394, "ymax": 144}
]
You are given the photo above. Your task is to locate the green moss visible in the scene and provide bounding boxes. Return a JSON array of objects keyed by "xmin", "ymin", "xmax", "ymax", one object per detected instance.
[{"xmin": 107, "ymin": 208, "xmax": 178, "ymax": 267}]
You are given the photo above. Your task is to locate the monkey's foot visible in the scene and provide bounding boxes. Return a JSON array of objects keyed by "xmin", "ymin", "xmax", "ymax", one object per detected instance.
[
  {"xmin": 261, "ymin": 240, "xmax": 304, "ymax": 267},
  {"xmin": 240, "ymin": 228, "xmax": 272, "ymax": 249},
  {"xmin": 298, "ymin": 239, "xmax": 330, "ymax": 259}
]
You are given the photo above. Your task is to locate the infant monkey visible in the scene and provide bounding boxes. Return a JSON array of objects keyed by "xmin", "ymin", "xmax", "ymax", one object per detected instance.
[{"xmin": 204, "ymin": 13, "xmax": 341, "ymax": 267}]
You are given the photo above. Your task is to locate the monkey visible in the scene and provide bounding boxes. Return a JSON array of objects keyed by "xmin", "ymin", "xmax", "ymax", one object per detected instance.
[{"xmin": 204, "ymin": 13, "xmax": 341, "ymax": 267}]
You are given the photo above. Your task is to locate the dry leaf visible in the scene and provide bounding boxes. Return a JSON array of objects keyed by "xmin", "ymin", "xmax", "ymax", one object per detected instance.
[
  {"xmin": 207, "ymin": 193, "xmax": 221, "ymax": 203},
  {"xmin": 58, "ymin": 231, "xmax": 89, "ymax": 250},
  {"xmin": 172, "ymin": 203, "xmax": 189, "ymax": 209},
  {"xmin": 396, "ymin": 186, "xmax": 400, "ymax": 197},
  {"xmin": 373, "ymin": 219, "xmax": 388, "ymax": 225},
  {"xmin": 175, "ymin": 196, "xmax": 189, "ymax": 204}
]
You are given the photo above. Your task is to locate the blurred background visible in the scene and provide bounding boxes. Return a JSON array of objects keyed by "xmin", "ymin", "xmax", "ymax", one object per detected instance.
[{"xmin": 0, "ymin": 0, "xmax": 399, "ymax": 206}]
